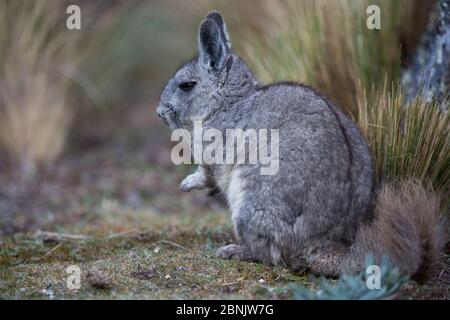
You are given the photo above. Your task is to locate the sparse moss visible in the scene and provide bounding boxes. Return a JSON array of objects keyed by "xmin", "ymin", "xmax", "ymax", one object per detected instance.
[
  {"xmin": 1, "ymin": 208, "xmax": 447, "ymax": 300},
  {"xmin": 0, "ymin": 211, "xmax": 300, "ymax": 299}
]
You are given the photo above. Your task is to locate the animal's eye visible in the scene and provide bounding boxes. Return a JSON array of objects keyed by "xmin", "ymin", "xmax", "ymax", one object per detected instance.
[{"xmin": 178, "ymin": 81, "xmax": 196, "ymax": 92}]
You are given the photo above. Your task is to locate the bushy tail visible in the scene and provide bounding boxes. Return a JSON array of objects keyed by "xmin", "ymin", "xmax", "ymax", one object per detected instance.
[{"xmin": 348, "ymin": 179, "xmax": 447, "ymax": 283}]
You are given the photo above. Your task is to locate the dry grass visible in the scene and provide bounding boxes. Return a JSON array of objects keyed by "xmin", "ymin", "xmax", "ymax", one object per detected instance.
[
  {"xmin": 0, "ymin": 1, "xmax": 75, "ymax": 175},
  {"xmin": 240, "ymin": 0, "xmax": 431, "ymax": 115},
  {"xmin": 0, "ymin": 1, "xmax": 204, "ymax": 175}
]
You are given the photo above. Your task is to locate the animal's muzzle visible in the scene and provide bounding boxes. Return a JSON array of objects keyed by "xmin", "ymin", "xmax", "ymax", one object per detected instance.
[{"xmin": 156, "ymin": 104, "xmax": 176, "ymax": 120}]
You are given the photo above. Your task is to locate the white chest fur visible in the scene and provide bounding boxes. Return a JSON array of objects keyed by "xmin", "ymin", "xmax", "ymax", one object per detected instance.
[{"xmin": 217, "ymin": 167, "xmax": 246, "ymax": 224}]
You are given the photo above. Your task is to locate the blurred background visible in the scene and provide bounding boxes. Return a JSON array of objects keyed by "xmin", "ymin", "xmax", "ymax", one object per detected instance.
[{"xmin": 0, "ymin": 0, "xmax": 448, "ymax": 236}]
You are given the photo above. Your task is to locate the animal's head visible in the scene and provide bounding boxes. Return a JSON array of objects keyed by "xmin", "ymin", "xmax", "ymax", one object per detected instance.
[{"xmin": 157, "ymin": 11, "xmax": 256, "ymax": 130}]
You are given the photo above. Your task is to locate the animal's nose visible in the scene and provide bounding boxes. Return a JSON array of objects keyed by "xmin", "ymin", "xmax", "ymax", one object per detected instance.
[
  {"xmin": 156, "ymin": 105, "xmax": 164, "ymax": 118},
  {"xmin": 156, "ymin": 104, "xmax": 175, "ymax": 118}
]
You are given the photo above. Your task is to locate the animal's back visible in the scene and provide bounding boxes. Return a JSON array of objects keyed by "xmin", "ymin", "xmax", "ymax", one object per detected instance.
[{"xmin": 229, "ymin": 82, "xmax": 374, "ymax": 244}]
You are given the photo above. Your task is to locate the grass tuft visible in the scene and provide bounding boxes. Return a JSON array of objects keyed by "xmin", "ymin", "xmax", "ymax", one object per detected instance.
[
  {"xmin": 357, "ymin": 86, "xmax": 449, "ymax": 206},
  {"xmin": 0, "ymin": 1, "xmax": 75, "ymax": 175}
]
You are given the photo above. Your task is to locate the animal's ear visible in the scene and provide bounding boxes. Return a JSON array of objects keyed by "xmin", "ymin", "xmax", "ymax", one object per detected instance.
[
  {"xmin": 198, "ymin": 12, "xmax": 230, "ymax": 72},
  {"xmin": 205, "ymin": 11, "xmax": 231, "ymax": 50}
]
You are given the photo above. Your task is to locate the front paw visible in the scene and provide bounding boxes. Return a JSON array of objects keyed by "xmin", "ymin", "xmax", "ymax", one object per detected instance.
[{"xmin": 180, "ymin": 173, "xmax": 206, "ymax": 192}]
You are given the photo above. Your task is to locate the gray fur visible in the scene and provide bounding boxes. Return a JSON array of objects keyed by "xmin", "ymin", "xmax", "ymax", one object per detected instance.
[{"xmin": 156, "ymin": 12, "xmax": 445, "ymax": 279}]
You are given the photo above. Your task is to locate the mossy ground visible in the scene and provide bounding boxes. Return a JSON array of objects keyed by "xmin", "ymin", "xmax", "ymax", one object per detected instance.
[
  {"xmin": 0, "ymin": 210, "xmax": 306, "ymax": 299},
  {"xmin": 1, "ymin": 208, "xmax": 448, "ymax": 299}
]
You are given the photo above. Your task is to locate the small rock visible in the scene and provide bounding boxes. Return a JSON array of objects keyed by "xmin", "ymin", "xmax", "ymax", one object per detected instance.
[
  {"xmin": 258, "ymin": 278, "xmax": 266, "ymax": 284},
  {"xmin": 154, "ymin": 246, "xmax": 160, "ymax": 253},
  {"xmin": 87, "ymin": 265, "xmax": 111, "ymax": 289}
]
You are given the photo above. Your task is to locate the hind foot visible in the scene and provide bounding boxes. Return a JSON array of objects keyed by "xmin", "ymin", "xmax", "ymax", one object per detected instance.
[{"xmin": 215, "ymin": 244, "xmax": 250, "ymax": 261}]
